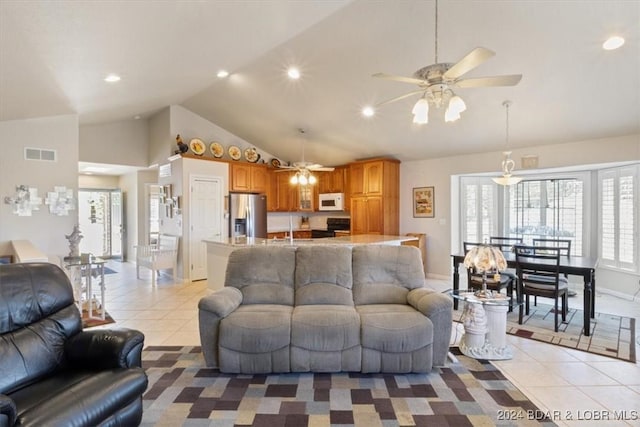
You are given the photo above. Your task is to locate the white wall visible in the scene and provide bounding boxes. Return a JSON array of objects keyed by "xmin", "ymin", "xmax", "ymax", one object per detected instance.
[
  {"xmin": 400, "ymin": 133, "xmax": 640, "ymax": 296},
  {"xmin": 79, "ymin": 119, "xmax": 149, "ymax": 167},
  {"xmin": 0, "ymin": 115, "xmax": 79, "ymax": 257}
]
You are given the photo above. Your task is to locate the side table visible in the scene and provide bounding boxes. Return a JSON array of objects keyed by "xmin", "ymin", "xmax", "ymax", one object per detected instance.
[
  {"xmin": 450, "ymin": 290, "xmax": 519, "ymax": 360},
  {"xmin": 63, "ymin": 255, "xmax": 106, "ymax": 320}
]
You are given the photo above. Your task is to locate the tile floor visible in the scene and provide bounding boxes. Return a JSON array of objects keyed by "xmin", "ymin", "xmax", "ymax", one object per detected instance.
[{"xmin": 98, "ymin": 260, "xmax": 640, "ymax": 427}]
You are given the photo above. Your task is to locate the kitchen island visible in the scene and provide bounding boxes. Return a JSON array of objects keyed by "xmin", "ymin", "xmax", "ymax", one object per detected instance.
[{"xmin": 202, "ymin": 234, "xmax": 418, "ymax": 289}]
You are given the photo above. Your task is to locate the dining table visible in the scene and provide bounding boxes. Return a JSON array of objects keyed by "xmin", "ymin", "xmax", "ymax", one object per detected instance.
[{"xmin": 451, "ymin": 252, "xmax": 598, "ymax": 336}]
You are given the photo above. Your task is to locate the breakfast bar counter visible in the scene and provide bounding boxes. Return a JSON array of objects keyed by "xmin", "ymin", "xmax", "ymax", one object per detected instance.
[{"xmin": 202, "ymin": 234, "xmax": 418, "ymax": 289}]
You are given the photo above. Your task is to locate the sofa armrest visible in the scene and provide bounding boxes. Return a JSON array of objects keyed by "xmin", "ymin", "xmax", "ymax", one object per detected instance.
[
  {"xmin": 198, "ymin": 287, "xmax": 243, "ymax": 367},
  {"xmin": 198, "ymin": 287, "xmax": 243, "ymax": 317},
  {"xmin": 407, "ymin": 288, "xmax": 453, "ymax": 367},
  {"xmin": 64, "ymin": 328, "xmax": 145, "ymax": 369},
  {"xmin": 0, "ymin": 394, "xmax": 17, "ymax": 427}
]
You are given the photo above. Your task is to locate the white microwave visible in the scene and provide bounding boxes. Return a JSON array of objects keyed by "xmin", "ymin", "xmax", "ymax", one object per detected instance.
[{"xmin": 318, "ymin": 193, "xmax": 345, "ymax": 211}]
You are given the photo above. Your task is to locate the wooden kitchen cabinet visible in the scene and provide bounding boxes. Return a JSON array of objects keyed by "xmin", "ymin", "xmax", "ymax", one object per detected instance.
[
  {"xmin": 318, "ymin": 166, "xmax": 348, "ymax": 194},
  {"xmin": 229, "ymin": 163, "xmax": 269, "ymax": 193},
  {"xmin": 349, "ymin": 158, "xmax": 399, "ymax": 235},
  {"xmin": 293, "ymin": 230, "xmax": 312, "ymax": 239},
  {"xmin": 266, "ymin": 169, "xmax": 319, "ymax": 212}
]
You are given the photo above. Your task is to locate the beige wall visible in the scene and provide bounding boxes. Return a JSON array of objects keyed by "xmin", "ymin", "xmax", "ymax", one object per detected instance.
[
  {"xmin": 79, "ymin": 119, "xmax": 149, "ymax": 167},
  {"xmin": 78, "ymin": 174, "xmax": 120, "ymax": 189},
  {"xmin": 0, "ymin": 115, "xmax": 79, "ymax": 257},
  {"xmin": 400, "ymin": 133, "xmax": 640, "ymax": 296}
]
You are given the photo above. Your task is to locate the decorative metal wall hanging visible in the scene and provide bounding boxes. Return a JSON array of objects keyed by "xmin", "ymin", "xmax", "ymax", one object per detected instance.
[
  {"xmin": 4, "ymin": 185, "xmax": 43, "ymax": 216},
  {"xmin": 45, "ymin": 186, "xmax": 75, "ymax": 216}
]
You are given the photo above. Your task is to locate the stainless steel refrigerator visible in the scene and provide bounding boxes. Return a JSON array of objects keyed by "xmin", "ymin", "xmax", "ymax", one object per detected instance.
[{"xmin": 228, "ymin": 192, "xmax": 267, "ymax": 238}]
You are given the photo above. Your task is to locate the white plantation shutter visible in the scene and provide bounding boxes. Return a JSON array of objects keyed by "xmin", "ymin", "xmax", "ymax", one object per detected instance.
[
  {"xmin": 461, "ymin": 177, "xmax": 497, "ymax": 244},
  {"xmin": 598, "ymin": 166, "xmax": 638, "ymax": 272}
]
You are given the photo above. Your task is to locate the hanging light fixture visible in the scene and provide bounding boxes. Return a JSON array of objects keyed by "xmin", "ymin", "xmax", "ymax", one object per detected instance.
[{"xmin": 492, "ymin": 100, "xmax": 522, "ymax": 186}]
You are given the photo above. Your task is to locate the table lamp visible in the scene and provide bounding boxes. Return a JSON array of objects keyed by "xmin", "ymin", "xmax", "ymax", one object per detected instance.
[{"xmin": 463, "ymin": 244, "xmax": 507, "ymax": 298}]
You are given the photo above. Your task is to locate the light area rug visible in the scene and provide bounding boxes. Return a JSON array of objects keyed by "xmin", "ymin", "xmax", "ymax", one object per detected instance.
[
  {"xmin": 140, "ymin": 346, "xmax": 557, "ymax": 427},
  {"xmin": 453, "ymin": 303, "xmax": 636, "ymax": 363}
]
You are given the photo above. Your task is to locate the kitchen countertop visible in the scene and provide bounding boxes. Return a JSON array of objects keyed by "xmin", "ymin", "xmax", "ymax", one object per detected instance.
[{"xmin": 203, "ymin": 234, "xmax": 417, "ymax": 247}]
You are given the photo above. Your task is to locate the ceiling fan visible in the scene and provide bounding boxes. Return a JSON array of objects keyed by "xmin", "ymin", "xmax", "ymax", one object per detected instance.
[
  {"xmin": 368, "ymin": 0, "xmax": 522, "ymax": 123},
  {"xmin": 275, "ymin": 129, "xmax": 334, "ymax": 185}
]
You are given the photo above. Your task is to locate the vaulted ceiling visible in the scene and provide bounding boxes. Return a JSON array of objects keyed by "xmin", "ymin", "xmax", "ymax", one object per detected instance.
[{"xmin": 1, "ymin": 1, "xmax": 638, "ymax": 168}]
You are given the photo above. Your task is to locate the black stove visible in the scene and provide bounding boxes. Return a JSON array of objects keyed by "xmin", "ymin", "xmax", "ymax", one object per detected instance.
[{"xmin": 311, "ymin": 218, "xmax": 350, "ymax": 238}]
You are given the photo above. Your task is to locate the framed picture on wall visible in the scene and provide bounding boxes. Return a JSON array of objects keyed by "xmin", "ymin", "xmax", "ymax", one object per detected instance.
[{"xmin": 413, "ymin": 186, "xmax": 435, "ymax": 218}]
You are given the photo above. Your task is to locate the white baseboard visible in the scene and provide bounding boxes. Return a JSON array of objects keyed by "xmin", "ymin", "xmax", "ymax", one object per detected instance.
[{"xmin": 596, "ymin": 285, "xmax": 640, "ymax": 302}]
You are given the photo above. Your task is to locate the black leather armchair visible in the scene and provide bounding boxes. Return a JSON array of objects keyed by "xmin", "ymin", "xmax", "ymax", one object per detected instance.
[{"xmin": 0, "ymin": 263, "xmax": 148, "ymax": 427}]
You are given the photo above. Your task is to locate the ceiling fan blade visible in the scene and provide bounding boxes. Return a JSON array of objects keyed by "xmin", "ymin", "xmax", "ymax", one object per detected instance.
[
  {"xmin": 309, "ymin": 167, "xmax": 335, "ymax": 172},
  {"xmin": 443, "ymin": 47, "xmax": 495, "ymax": 80},
  {"xmin": 372, "ymin": 72, "xmax": 427, "ymax": 85},
  {"xmin": 454, "ymin": 74, "xmax": 522, "ymax": 88},
  {"xmin": 376, "ymin": 89, "xmax": 426, "ymax": 107}
]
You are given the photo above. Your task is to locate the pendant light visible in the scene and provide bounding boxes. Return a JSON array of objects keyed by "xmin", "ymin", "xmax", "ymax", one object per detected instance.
[{"xmin": 492, "ymin": 100, "xmax": 522, "ymax": 186}]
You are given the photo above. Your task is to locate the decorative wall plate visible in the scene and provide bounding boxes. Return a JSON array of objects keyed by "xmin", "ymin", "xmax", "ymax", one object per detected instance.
[
  {"xmin": 228, "ymin": 145, "xmax": 241, "ymax": 161},
  {"xmin": 270, "ymin": 158, "xmax": 281, "ymax": 168},
  {"xmin": 244, "ymin": 148, "xmax": 259, "ymax": 163},
  {"xmin": 189, "ymin": 138, "xmax": 206, "ymax": 156},
  {"xmin": 210, "ymin": 142, "xmax": 224, "ymax": 158}
]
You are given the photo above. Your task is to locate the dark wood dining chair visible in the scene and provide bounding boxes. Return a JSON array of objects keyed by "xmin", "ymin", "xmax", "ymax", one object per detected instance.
[
  {"xmin": 489, "ymin": 236, "xmax": 522, "ymax": 301},
  {"xmin": 514, "ymin": 244, "xmax": 568, "ymax": 332},
  {"xmin": 532, "ymin": 238, "xmax": 573, "ymax": 297},
  {"xmin": 532, "ymin": 238, "xmax": 571, "ymax": 256},
  {"xmin": 463, "ymin": 242, "xmax": 514, "ymax": 310}
]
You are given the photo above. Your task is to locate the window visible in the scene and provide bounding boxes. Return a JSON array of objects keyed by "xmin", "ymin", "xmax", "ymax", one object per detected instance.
[
  {"xmin": 460, "ymin": 173, "xmax": 589, "ymax": 257},
  {"xmin": 507, "ymin": 177, "xmax": 585, "ymax": 255},
  {"xmin": 598, "ymin": 166, "xmax": 638, "ymax": 272}
]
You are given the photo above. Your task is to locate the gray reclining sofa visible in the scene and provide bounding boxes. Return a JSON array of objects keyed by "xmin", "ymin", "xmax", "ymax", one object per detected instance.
[{"xmin": 198, "ymin": 245, "xmax": 452, "ymax": 373}]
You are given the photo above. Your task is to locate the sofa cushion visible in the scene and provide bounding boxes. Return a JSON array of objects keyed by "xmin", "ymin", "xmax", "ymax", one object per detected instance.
[
  {"xmin": 225, "ymin": 247, "xmax": 296, "ymax": 305},
  {"xmin": 352, "ymin": 246, "xmax": 425, "ymax": 305},
  {"xmin": 291, "ymin": 305, "xmax": 360, "ymax": 351},
  {"xmin": 218, "ymin": 305, "xmax": 293, "ymax": 373},
  {"xmin": 219, "ymin": 305, "xmax": 292, "ymax": 353},
  {"xmin": 291, "ymin": 305, "xmax": 361, "ymax": 372},
  {"xmin": 295, "ymin": 246, "xmax": 353, "ymax": 306},
  {"xmin": 356, "ymin": 305, "xmax": 433, "ymax": 353}
]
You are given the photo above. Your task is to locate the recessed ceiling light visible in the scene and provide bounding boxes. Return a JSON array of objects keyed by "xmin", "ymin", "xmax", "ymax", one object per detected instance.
[
  {"xmin": 133, "ymin": 115, "xmax": 141, "ymax": 120},
  {"xmin": 104, "ymin": 74, "xmax": 121, "ymax": 83},
  {"xmin": 362, "ymin": 106, "xmax": 375, "ymax": 117},
  {"xmin": 603, "ymin": 36, "xmax": 625, "ymax": 50},
  {"xmin": 217, "ymin": 70, "xmax": 229, "ymax": 78},
  {"xmin": 287, "ymin": 67, "xmax": 301, "ymax": 80}
]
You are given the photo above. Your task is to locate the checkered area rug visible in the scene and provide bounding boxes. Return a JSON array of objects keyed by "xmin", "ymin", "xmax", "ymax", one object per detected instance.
[
  {"xmin": 141, "ymin": 346, "xmax": 556, "ymax": 426},
  {"xmin": 454, "ymin": 303, "xmax": 636, "ymax": 363}
]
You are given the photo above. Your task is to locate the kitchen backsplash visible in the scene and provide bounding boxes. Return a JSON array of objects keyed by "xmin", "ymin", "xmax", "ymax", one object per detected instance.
[{"xmin": 267, "ymin": 212, "xmax": 350, "ymax": 231}]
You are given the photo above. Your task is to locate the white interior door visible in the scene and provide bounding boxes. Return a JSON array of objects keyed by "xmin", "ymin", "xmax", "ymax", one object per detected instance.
[{"xmin": 189, "ymin": 175, "xmax": 223, "ymax": 281}]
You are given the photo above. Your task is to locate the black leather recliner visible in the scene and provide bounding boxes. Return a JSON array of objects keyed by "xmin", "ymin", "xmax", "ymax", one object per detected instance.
[{"xmin": 0, "ymin": 263, "xmax": 148, "ymax": 427}]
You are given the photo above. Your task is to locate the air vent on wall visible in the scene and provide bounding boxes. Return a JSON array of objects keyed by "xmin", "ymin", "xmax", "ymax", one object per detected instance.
[{"xmin": 24, "ymin": 147, "xmax": 57, "ymax": 162}]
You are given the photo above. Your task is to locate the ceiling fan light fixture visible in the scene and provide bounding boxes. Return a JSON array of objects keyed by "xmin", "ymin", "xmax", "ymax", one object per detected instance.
[
  {"xmin": 412, "ymin": 97, "xmax": 429, "ymax": 124},
  {"xmin": 308, "ymin": 174, "xmax": 317, "ymax": 185},
  {"xmin": 298, "ymin": 173, "xmax": 308, "ymax": 186},
  {"xmin": 290, "ymin": 174, "xmax": 299, "ymax": 185}
]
